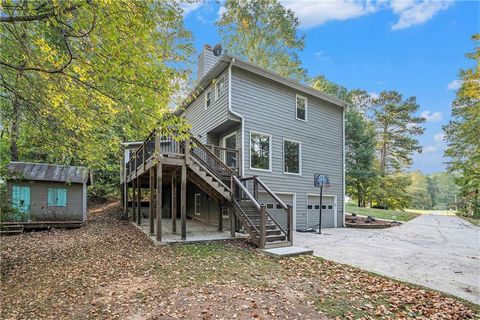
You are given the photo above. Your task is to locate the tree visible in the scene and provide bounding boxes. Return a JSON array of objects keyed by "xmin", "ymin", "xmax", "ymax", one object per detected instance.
[
  {"xmin": 345, "ymin": 110, "xmax": 377, "ymax": 207},
  {"xmin": 1, "ymin": 1, "xmax": 193, "ymax": 191},
  {"xmin": 372, "ymin": 91, "xmax": 426, "ymax": 176},
  {"xmin": 217, "ymin": 0, "xmax": 306, "ymax": 80},
  {"xmin": 407, "ymin": 171, "xmax": 432, "ymax": 209},
  {"xmin": 443, "ymin": 34, "xmax": 480, "ymax": 217},
  {"xmin": 428, "ymin": 172, "xmax": 460, "ymax": 210}
]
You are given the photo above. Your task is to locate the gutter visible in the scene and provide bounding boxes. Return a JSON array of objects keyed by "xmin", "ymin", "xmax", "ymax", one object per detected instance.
[{"xmin": 227, "ymin": 57, "xmax": 245, "ymax": 176}]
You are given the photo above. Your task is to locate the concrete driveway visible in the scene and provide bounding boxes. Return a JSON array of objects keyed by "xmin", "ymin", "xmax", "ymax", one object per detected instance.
[{"xmin": 294, "ymin": 214, "xmax": 480, "ymax": 304}]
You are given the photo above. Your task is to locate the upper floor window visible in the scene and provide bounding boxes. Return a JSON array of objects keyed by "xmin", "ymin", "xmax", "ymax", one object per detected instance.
[
  {"xmin": 204, "ymin": 90, "xmax": 211, "ymax": 109},
  {"xmin": 48, "ymin": 188, "xmax": 67, "ymax": 207},
  {"xmin": 250, "ymin": 131, "xmax": 271, "ymax": 171},
  {"xmin": 216, "ymin": 75, "xmax": 226, "ymax": 98},
  {"xmin": 296, "ymin": 95, "xmax": 307, "ymax": 121},
  {"xmin": 283, "ymin": 139, "xmax": 301, "ymax": 175}
]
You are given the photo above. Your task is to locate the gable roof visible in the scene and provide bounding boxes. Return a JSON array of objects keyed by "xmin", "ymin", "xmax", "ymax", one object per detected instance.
[
  {"xmin": 7, "ymin": 162, "xmax": 91, "ymax": 185},
  {"xmin": 174, "ymin": 54, "xmax": 347, "ymax": 115}
]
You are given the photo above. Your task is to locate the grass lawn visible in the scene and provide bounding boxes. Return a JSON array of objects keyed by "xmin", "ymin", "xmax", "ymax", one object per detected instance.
[
  {"xmin": 1, "ymin": 202, "xmax": 478, "ymax": 319},
  {"xmin": 346, "ymin": 203, "xmax": 420, "ymax": 221},
  {"xmin": 458, "ymin": 215, "xmax": 480, "ymax": 226},
  {"xmin": 404, "ymin": 208, "xmax": 457, "ymax": 216}
]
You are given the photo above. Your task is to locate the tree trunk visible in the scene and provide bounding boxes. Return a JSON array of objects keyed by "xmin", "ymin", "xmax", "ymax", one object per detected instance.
[{"xmin": 10, "ymin": 96, "xmax": 20, "ymax": 161}]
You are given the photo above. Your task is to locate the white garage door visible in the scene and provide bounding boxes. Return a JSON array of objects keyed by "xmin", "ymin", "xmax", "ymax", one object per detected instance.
[
  {"xmin": 307, "ymin": 195, "xmax": 336, "ymax": 228},
  {"xmin": 257, "ymin": 193, "xmax": 293, "ymax": 231}
]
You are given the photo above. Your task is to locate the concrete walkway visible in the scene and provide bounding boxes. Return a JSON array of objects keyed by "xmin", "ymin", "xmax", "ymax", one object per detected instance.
[{"xmin": 294, "ymin": 214, "xmax": 480, "ymax": 304}]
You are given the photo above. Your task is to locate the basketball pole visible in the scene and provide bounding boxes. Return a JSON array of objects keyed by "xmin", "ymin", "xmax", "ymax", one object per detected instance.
[{"xmin": 318, "ymin": 185, "xmax": 323, "ymax": 234}]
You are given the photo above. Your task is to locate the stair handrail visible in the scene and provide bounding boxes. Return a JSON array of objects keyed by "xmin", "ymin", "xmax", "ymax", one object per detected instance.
[
  {"xmin": 190, "ymin": 137, "xmax": 236, "ymax": 188},
  {"xmin": 232, "ymin": 176, "xmax": 261, "ymax": 208},
  {"xmin": 254, "ymin": 177, "xmax": 288, "ymax": 210}
]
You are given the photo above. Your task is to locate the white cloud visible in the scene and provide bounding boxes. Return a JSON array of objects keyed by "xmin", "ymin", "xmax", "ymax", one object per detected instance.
[
  {"xmin": 447, "ymin": 79, "xmax": 462, "ymax": 90},
  {"xmin": 279, "ymin": 0, "xmax": 452, "ymax": 30},
  {"xmin": 421, "ymin": 110, "xmax": 443, "ymax": 122},
  {"xmin": 281, "ymin": 0, "xmax": 379, "ymax": 29},
  {"xmin": 423, "ymin": 144, "xmax": 441, "ymax": 154},
  {"xmin": 390, "ymin": 0, "xmax": 453, "ymax": 30},
  {"xmin": 369, "ymin": 92, "xmax": 379, "ymax": 99},
  {"xmin": 217, "ymin": 5, "xmax": 226, "ymax": 19},
  {"xmin": 181, "ymin": 1, "xmax": 203, "ymax": 16},
  {"xmin": 433, "ymin": 132, "xmax": 445, "ymax": 142},
  {"xmin": 314, "ymin": 51, "xmax": 332, "ymax": 61}
]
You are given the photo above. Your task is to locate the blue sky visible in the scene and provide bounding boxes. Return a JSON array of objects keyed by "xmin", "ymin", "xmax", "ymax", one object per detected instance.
[{"xmin": 182, "ymin": 0, "xmax": 479, "ymax": 174}]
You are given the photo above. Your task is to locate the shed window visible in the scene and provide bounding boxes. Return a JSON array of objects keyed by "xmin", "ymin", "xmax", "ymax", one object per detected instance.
[
  {"xmin": 48, "ymin": 188, "xmax": 67, "ymax": 207},
  {"xmin": 194, "ymin": 194, "xmax": 201, "ymax": 215},
  {"xmin": 296, "ymin": 95, "xmax": 307, "ymax": 121},
  {"xmin": 250, "ymin": 131, "xmax": 271, "ymax": 171},
  {"xmin": 283, "ymin": 139, "xmax": 301, "ymax": 174},
  {"xmin": 205, "ymin": 90, "xmax": 211, "ymax": 109},
  {"xmin": 216, "ymin": 75, "xmax": 226, "ymax": 98}
]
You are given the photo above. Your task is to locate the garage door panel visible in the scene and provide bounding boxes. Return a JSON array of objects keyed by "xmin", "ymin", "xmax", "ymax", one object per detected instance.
[
  {"xmin": 307, "ymin": 195, "xmax": 335, "ymax": 228},
  {"xmin": 258, "ymin": 193, "xmax": 293, "ymax": 231}
]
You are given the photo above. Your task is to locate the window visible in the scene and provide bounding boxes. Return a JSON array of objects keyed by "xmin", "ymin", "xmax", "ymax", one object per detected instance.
[
  {"xmin": 314, "ymin": 205, "xmax": 320, "ymax": 210},
  {"xmin": 322, "ymin": 205, "xmax": 327, "ymax": 209},
  {"xmin": 48, "ymin": 188, "xmax": 67, "ymax": 207},
  {"xmin": 204, "ymin": 90, "xmax": 211, "ymax": 109},
  {"xmin": 307, "ymin": 205, "xmax": 313, "ymax": 210},
  {"xmin": 328, "ymin": 205, "xmax": 333, "ymax": 210},
  {"xmin": 283, "ymin": 139, "xmax": 301, "ymax": 175},
  {"xmin": 194, "ymin": 194, "xmax": 201, "ymax": 215},
  {"xmin": 250, "ymin": 131, "xmax": 271, "ymax": 171},
  {"xmin": 296, "ymin": 95, "xmax": 307, "ymax": 121},
  {"xmin": 216, "ymin": 75, "xmax": 226, "ymax": 98},
  {"xmin": 266, "ymin": 204, "xmax": 274, "ymax": 209},
  {"xmin": 276, "ymin": 204, "xmax": 282, "ymax": 209}
]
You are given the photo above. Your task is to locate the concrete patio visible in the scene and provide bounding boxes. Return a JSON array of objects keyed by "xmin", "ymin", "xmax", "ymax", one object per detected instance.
[{"xmin": 294, "ymin": 214, "xmax": 480, "ymax": 304}]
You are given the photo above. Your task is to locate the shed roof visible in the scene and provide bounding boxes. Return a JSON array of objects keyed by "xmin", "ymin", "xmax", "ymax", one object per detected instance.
[{"xmin": 7, "ymin": 162, "xmax": 91, "ymax": 185}]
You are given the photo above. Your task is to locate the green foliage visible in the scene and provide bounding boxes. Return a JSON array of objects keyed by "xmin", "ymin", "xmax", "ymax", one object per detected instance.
[
  {"xmin": 443, "ymin": 34, "xmax": 480, "ymax": 217},
  {"xmin": 217, "ymin": 0, "xmax": 306, "ymax": 81},
  {"xmin": 345, "ymin": 110, "xmax": 377, "ymax": 207},
  {"xmin": 372, "ymin": 91, "xmax": 425, "ymax": 175},
  {"xmin": 407, "ymin": 171, "xmax": 432, "ymax": 209},
  {"xmin": 371, "ymin": 173, "xmax": 412, "ymax": 210},
  {"xmin": 0, "ymin": 0, "xmax": 194, "ymax": 196},
  {"xmin": 428, "ymin": 172, "xmax": 460, "ymax": 210}
]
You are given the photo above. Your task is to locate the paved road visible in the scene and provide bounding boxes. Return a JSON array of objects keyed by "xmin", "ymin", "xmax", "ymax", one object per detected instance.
[{"xmin": 294, "ymin": 214, "xmax": 480, "ymax": 304}]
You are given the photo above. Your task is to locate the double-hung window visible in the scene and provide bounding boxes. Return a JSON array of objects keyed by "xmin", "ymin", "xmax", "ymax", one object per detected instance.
[
  {"xmin": 204, "ymin": 90, "xmax": 211, "ymax": 109},
  {"xmin": 296, "ymin": 95, "xmax": 307, "ymax": 121},
  {"xmin": 283, "ymin": 139, "xmax": 301, "ymax": 175},
  {"xmin": 250, "ymin": 131, "xmax": 271, "ymax": 171},
  {"xmin": 48, "ymin": 188, "xmax": 67, "ymax": 207},
  {"xmin": 216, "ymin": 75, "xmax": 226, "ymax": 98},
  {"xmin": 194, "ymin": 194, "xmax": 201, "ymax": 215}
]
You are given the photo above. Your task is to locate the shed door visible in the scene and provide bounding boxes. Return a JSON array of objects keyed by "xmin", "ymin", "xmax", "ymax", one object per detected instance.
[
  {"xmin": 12, "ymin": 186, "xmax": 31, "ymax": 221},
  {"xmin": 307, "ymin": 195, "xmax": 335, "ymax": 228}
]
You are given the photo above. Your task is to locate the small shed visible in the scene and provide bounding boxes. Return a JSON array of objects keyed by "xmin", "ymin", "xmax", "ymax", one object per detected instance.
[{"xmin": 5, "ymin": 162, "xmax": 91, "ymax": 224}]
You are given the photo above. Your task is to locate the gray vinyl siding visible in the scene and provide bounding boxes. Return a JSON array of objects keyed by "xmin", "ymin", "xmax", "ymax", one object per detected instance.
[
  {"xmin": 7, "ymin": 181, "xmax": 85, "ymax": 221},
  {"xmin": 183, "ymin": 69, "xmax": 230, "ymax": 144},
  {"xmin": 231, "ymin": 67, "xmax": 344, "ymax": 229}
]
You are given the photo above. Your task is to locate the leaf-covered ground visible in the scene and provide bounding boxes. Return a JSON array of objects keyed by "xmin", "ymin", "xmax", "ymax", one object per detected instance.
[{"xmin": 1, "ymin": 202, "xmax": 478, "ymax": 320}]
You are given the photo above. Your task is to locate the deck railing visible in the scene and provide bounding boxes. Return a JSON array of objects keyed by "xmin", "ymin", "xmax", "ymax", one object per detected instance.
[{"xmin": 206, "ymin": 145, "xmax": 240, "ymax": 174}]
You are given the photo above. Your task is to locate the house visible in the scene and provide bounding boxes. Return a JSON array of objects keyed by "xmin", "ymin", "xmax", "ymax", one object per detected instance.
[
  {"xmin": 5, "ymin": 162, "xmax": 91, "ymax": 228},
  {"xmin": 121, "ymin": 44, "xmax": 346, "ymax": 248}
]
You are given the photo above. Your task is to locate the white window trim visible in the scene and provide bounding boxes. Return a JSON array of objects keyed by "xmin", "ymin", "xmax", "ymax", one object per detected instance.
[
  {"xmin": 216, "ymin": 74, "xmax": 226, "ymax": 99},
  {"xmin": 222, "ymin": 131, "xmax": 237, "ymax": 148},
  {"xmin": 295, "ymin": 94, "xmax": 308, "ymax": 122},
  {"xmin": 283, "ymin": 138, "xmax": 302, "ymax": 176},
  {"xmin": 204, "ymin": 89, "xmax": 211, "ymax": 110},
  {"xmin": 194, "ymin": 193, "xmax": 201, "ymax": 215},
  {"xmin": 249, "ymin": 130, "xmax": 272, "ymax": 172}
]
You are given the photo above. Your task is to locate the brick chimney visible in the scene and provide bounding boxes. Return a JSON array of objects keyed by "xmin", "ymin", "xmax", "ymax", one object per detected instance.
[{"xmin": 197, "ymin": 44, "xmax": 219, "ymax": 81}]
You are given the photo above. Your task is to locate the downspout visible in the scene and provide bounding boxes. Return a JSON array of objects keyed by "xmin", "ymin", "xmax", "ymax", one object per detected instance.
[{"xmin": 227, "ymin": 58, "xmax": 245, "ymax": 176}]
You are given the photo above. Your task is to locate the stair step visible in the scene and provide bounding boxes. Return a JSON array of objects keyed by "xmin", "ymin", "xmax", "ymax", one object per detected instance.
[
  {"xmin": 266, "ymin": 229, "xmax": 282, "ymax": 236},
  {"xmin": 266, "ymin": 234, "xmax": 287, "ymax": 242}
]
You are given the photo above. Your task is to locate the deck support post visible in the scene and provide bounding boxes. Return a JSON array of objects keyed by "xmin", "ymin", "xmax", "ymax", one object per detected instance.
[
  {"xmin": 171, "ymin": 170, "xmax": 177, "ymax": 233},
  {"xmin": 136, "ymin": 178, "xmax": 141, "ymax": 225},
  {"xmin": 132, "ymin": 179, "xmax": 136, "ymax": 221},
  {"xmin": 218, "ymin": 205, "xmax": 223, "ymax": 232},
  {"xmin": 180, "ymin": 163, "xmax": 187, "ymax": 240},
  {"xmin": 125, "ymin": 182, "xmax": 129, "ymax": 218},
  {"xmin": 230, "ymin": 207, "xmax": 235, "ymax": 237},
  {"xmin": 149, "ymin": 167, "xmax": 155, "ymax": 235},
  {"xmin": 259, "ymin": 204, "xmax": 266, "ymax": 249},
  {"xmin": 156, "ymin": 163, "xmax": 163, "ymax": 242}
]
